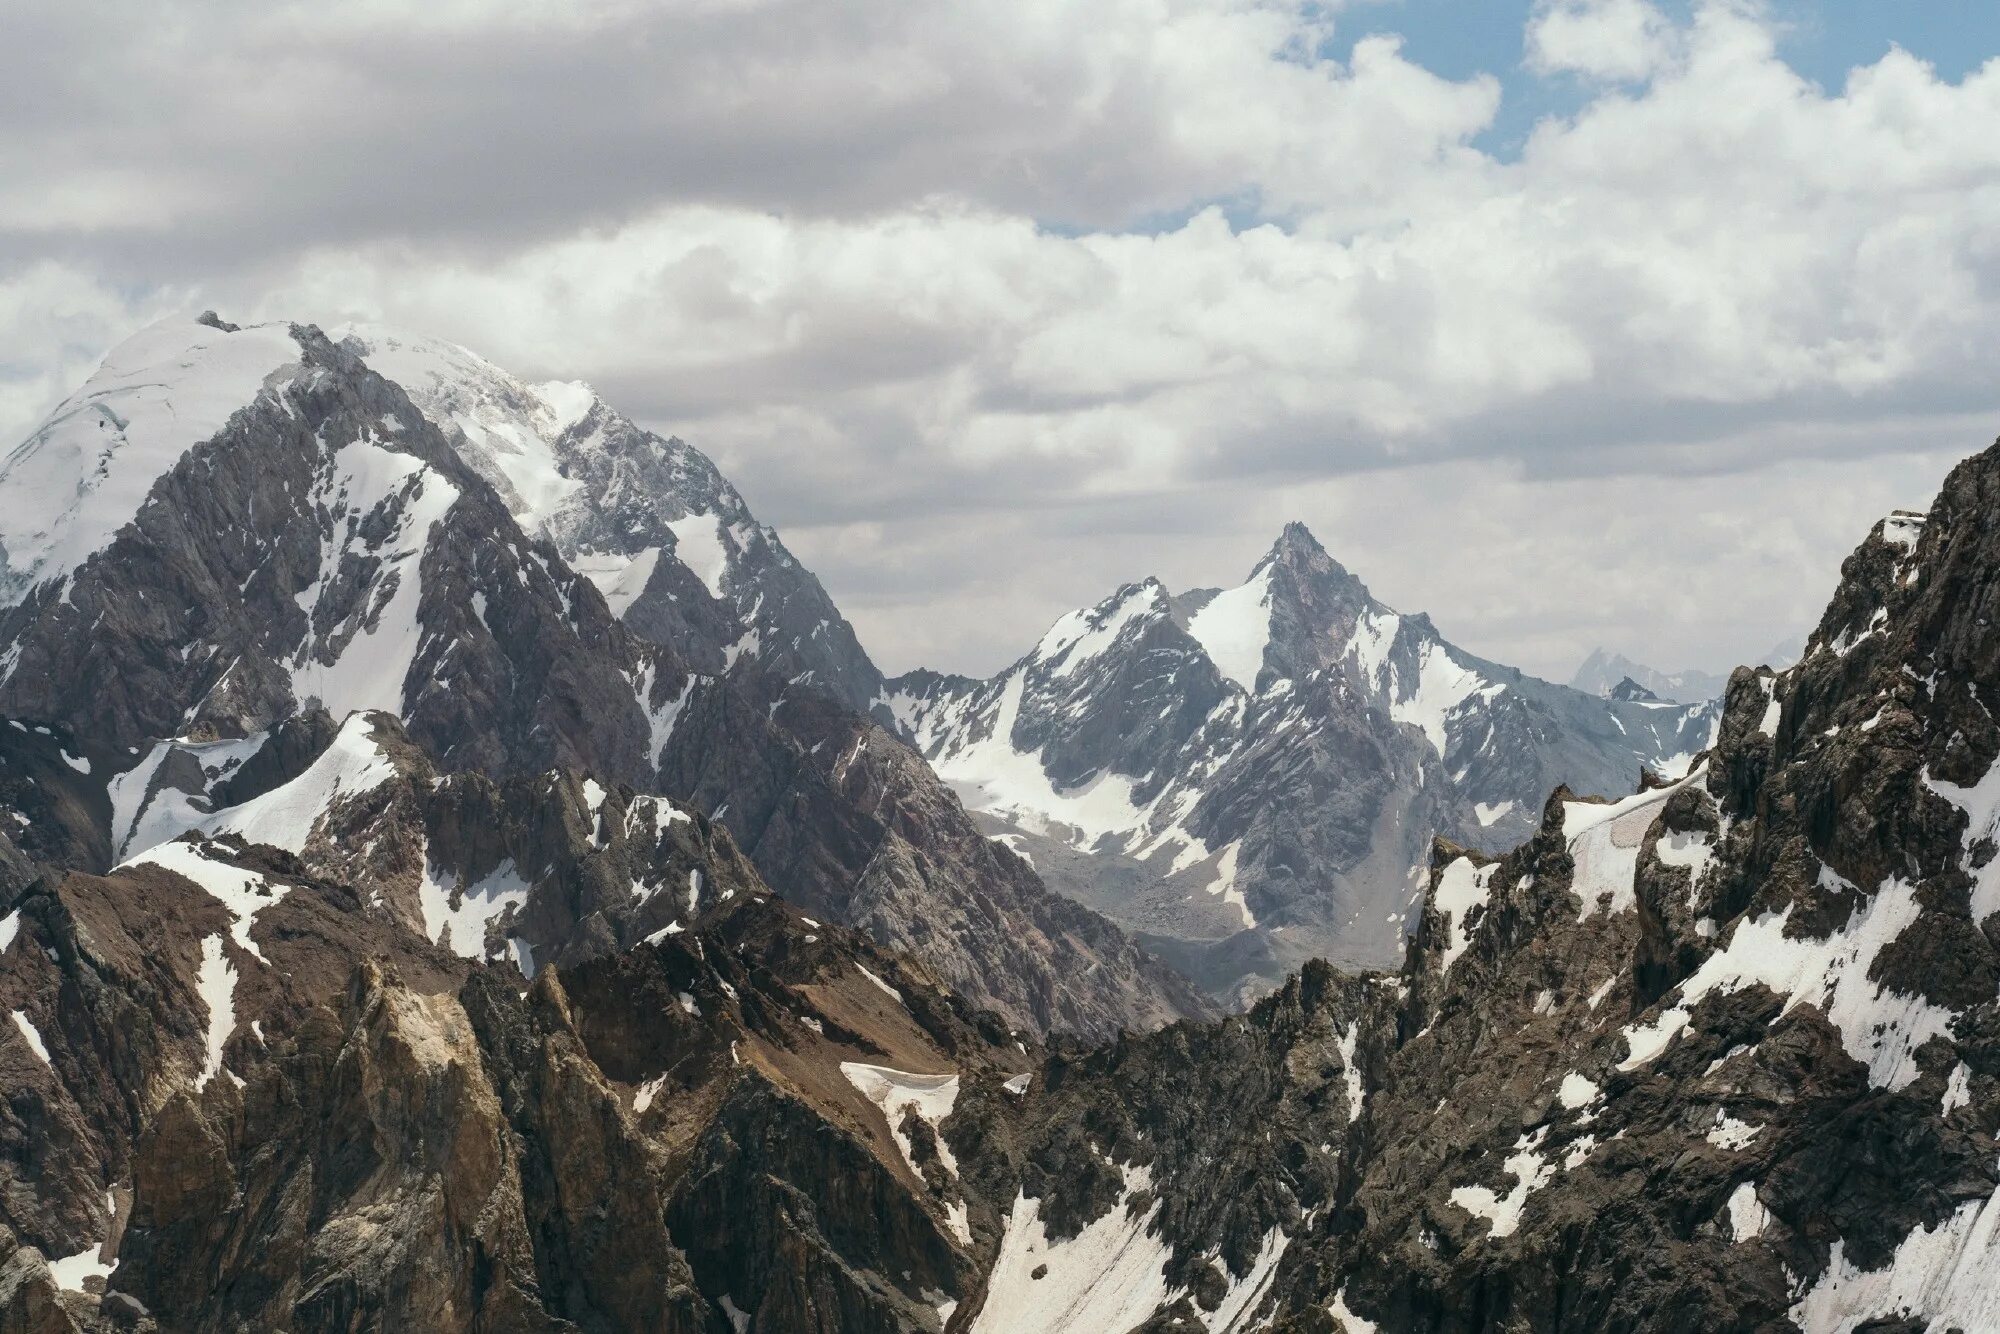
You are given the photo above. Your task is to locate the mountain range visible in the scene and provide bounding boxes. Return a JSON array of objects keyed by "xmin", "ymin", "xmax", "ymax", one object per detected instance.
[
  {"xmin": 1568, "ymin": 649, "xmax": 1732, "ymax": 705},
  {"xmin": 0, "ymin": 312, "xmax": 1987, "ymax": 1332},
  {"xmin": 1567, "ymin": 639, "xmax": 1806, "ymax": 705},
  {"xmin": 0, "ymin": 314, "xmax": 1204, "ymax": 1041}
]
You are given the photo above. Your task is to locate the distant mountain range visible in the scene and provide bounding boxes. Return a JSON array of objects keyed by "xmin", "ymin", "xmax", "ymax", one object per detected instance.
[{"xmin": 1569, "ymin": 636, "xmax": 1806, "ymax": 704}]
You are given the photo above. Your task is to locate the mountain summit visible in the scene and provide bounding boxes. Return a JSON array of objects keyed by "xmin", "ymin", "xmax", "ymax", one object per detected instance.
[
  {"xmin": 889, "ymin": 522, "xmax": 1714, "ymax": 1000},
  {"xmin": 331, "ymin": 324, "xmax": 888, "ymax": 715}
]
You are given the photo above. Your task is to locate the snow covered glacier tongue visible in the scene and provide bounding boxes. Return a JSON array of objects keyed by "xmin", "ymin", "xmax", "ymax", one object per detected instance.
[{"xmin": 888, "ymin": 522, "xmax": 1717, "ymax": 1001}]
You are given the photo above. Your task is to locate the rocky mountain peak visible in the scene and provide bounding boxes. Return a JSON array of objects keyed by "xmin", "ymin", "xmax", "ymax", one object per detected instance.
[
  {"xmin": 1572, "ymin": 646, "xmax": 1729, "ymax": 704},
  {"xmin": 1264, "ymin": 519, "xmax": 1363, "ymax": 581},
  {"xmin": 1165, "ymin": 524, "xmax": 1376, "ymax": 697},
  {"xmin": 325, "ymin": 320, "xmax": 888, "ymax": 715},
  {"xmin": 1261, "ymin": 519, "xmax": 1371, "ymax": 610},
  {"xmin": 1609, "ymin": 675, "xmax": 1661, "ymax": 702},
  {"xmin": 891, "ymin": 516, "xmax": 1715, "ymax": 1000},
  {"xmin": 1236, "ymin": 524, "xmax": 1411, "ymax": 694},
  {"xmin": 1266, "ymin": 518, "xmax": 1329, "ymax": 562}
]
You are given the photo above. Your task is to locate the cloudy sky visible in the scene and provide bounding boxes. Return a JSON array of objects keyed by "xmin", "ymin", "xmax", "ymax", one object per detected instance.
[{"xmin": 7, "ymin": 0, "xmax": 1999, "ymax": 682}]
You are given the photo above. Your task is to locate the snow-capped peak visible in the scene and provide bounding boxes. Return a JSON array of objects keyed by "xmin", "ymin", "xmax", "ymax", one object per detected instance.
[
  {"xmin": 328, "ymin": 322, "xmax": 599, "ymax": 523},
  {"xmin": 1182, "ymin": 520, "xmax": 1386, "ymax": 696},
  {"xmin": 332, "ymin": 319, "xmax": 885, "ymax": 711},
  {"xmin": 1171, "ymin": 522, "xmax": 1359, "ymax": 697},
  {"xmin": 1032, "ymin": 580, "xmax": 1169, "ymax": 680},
  {"xmin": 888, "ymin": 521, "xmax": 1718, "ymax": 994},
  {"xmin": 0, "ymin": 314, "xmax": 304, "ymax": 606}
]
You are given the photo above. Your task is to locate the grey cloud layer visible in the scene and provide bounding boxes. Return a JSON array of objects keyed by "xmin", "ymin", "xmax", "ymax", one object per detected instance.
[{"xmin": 4, "ymin": 0, "xmax": 1996, "ymax": 680}]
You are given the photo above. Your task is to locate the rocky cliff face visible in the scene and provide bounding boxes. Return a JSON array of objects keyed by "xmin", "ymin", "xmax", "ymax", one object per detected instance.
[
  {"xmin": 661, "ymin": 674, "xmax": 1209, "ymax": 1037},
  {"xmin": 889, "ymin": 524, "xmax": 1715, "ymax": 1001},
  {"xmin": 0, "ymin": 811, "xmax": 1042, "ymax": 1331}
]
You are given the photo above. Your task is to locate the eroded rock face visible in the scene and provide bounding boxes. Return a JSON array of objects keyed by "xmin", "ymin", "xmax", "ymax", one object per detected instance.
[
  {"xmin": 0, "ymin": 615, "xmax": 1077, "ymax": 1328},
  {"xmin": 0, "ymin": 1226, "xmax": 81, "ymax": 1334},
  {"xmin": 660, "ymin": 665, "xmax": 1215, "ymax": 1038},
  {"xmin": 0, "ymin": 821, "xmax": 1042, "ymax": 1332}
]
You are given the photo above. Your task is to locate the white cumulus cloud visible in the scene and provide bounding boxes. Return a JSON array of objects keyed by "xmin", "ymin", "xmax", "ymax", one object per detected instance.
[{"xmin": 3, "ymin": 0, "xmax": 1995, "ymax": 680}]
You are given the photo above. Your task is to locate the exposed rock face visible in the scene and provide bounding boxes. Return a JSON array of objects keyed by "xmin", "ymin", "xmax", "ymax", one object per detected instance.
[
  {"xmin": 889, "ymin": 524, "xmax": 1715, "ymax": 1000},
  {"xmin": 0, "ymin": 1227, "xmax": 81, "ymax": 1334},
  {"xmin": 0, "ymin": 723, "xmax": 108, "ymax": 877},
  {"xmin": 660, "ymin": 670, "xmax": 1213, "ymax": 1036},
  {"xmin": 0, "ymin": 805, "xmax": 1040, "ymax": 1331}
]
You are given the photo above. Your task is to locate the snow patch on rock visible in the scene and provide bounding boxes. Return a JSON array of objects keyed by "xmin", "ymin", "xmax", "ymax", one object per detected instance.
[
  {"xmin": 201, "ymin": 713, "xmax": 398, "ymax": 855},
  {"xmin": 194, "ymin": 933, "xmax": 237, "ymax": 1090},
  {"xmin": 665, "ymin": 513, "xmax": 730, "ymax": 599},
  {"xmin": 11, "ymin": 1009, "xmax": 49, "ymax": 1065},
  {"xmin": 1432, "ymin": 857, "xmax": 1495, "ymax": 975},
  {"xmin": 1450, "ymin": 1129, "xmax": 1553, "ymax": 1239},
  {"xmin": 419, "ymin": 857, "xmax": 531, "ymax": 963},
  {"xmin": 123, "ymin": 838, "xmax": 290, "ymax": 964},
  {"xmin": 1791, "ymin": 1187, "xmax": 2000, "ymax": 1331},
  {"xmin": 972, "ymin": 1163, "xmax": 1172, "ymax": 1334},
  {"xmin": 1185, "ymin": 568, "xmax": 1273, "ymax": 693},
  {"xmin": 289, "ymin": 434, "xmax": 461, "ymax": 718},
  {"xmin": 841, "ymin": 1062, "xmax": 962, "ymax": 1178}
]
